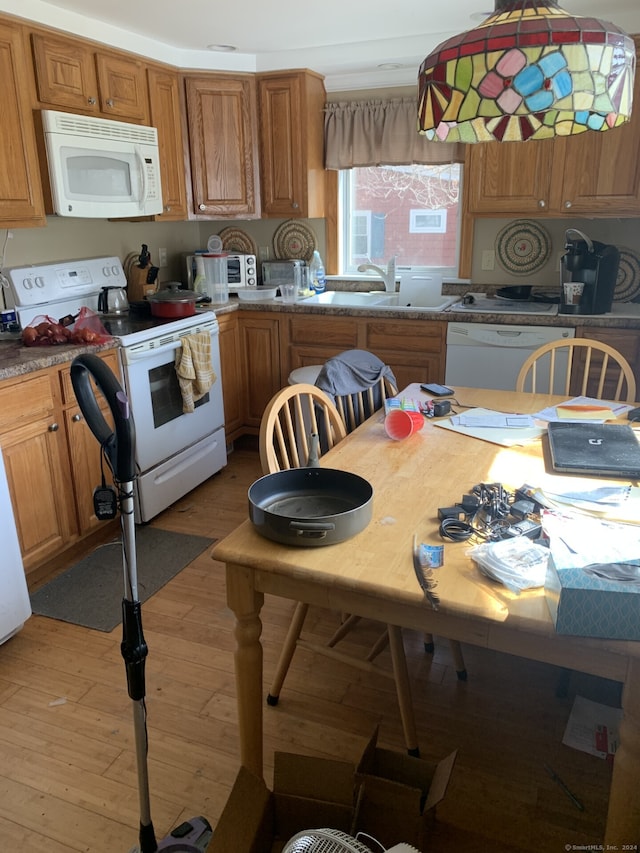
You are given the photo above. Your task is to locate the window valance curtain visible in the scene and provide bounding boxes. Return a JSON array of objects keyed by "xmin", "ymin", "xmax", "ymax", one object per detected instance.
[{"xmin": 324, "ymin": 97, "xmax": 465, "ymax": 170}]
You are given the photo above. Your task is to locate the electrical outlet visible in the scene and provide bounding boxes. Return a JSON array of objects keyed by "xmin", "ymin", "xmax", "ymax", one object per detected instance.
[
  {"xmin": 259, "ymin": 246, "xmax": 270, "ymax": 262},
  {"xmin": 481, "ymin": 249, "xmax": 495, "ymax": 271},
  {"xmin": 158, "ymin": 247, "xmax": 167, "ymax": 267}
]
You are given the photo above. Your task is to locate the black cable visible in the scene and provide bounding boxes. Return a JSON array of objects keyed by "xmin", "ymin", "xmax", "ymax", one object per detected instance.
[{"xmin": 439, "ymin": 517, "xmax": 474, "ymax": 541}]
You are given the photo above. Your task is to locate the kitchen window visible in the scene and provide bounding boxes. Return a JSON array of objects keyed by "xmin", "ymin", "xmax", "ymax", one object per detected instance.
[
  {"xmin": 325, "ymin": 97, "xmax": 465, "ymax": 279},
  {"xmin": 338, "ymin": 163, "xmax": 463, "ymax": 277}
]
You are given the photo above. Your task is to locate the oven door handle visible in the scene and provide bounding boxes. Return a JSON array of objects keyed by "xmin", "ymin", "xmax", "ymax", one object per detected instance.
[
  {"xmin": 125, "ymin": 339, "xmax": 184, "ymax": 361},
  {"xmin": 124, "ymin": 332, "xmax": 216, "ymax": 363}
]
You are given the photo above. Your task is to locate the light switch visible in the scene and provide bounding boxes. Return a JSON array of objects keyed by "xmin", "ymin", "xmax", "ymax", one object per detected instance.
[{"xmin": 481, "ymin": 249, "xmax": 495, "ymax": 271}]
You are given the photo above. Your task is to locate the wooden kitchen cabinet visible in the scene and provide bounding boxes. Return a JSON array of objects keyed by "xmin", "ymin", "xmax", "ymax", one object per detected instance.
[
  {"xmin": 283, "ymin": 314, "xmax": 446, "ymax": 391},
  {"xmin": 183, "ymin": 73, "xmax": 260, "ymax": 218},
  {"xmin": 59, "ymin": 350, "xmax": 119, "ymax": 536},
  {"xmin": 466, "ymin": 38, "xmax": 640, "ymax": 217},
  {"xmin": 239, "ymin": 314, "xmax": 281, "ymax": 429},
  {"xmin": 31, "ymin": 30, "xmax": 150, "ymax": 122},
  {"xmin": 0, "ymin": 349, "xmax": 120, "ymax": 581},
  {"xmin": 285, "ymin": 314, "xmax": 360, "ymax": 374},
  {"xmin": 217, "ymin": 312, "xmax": 245, "ymax": 440},
  {"xmin": 364, "ymin": 318, "xmax": 446, "ymax": 390},
  {"xmin": 0, "ymin": 370, "xmax": 74, "ymax": 575},
  {"xmin": 147, "ymin": 65, "xmax": 188, "ymax": 220},
  {"xmin": 465, "ymin": 136, "xmax": 556, "ymax": 216},
  {"xmin": 0, "ymin": 19, "xmax": 45, "ymax": 227},
  {"xmin": 257, "ymin": 70, "xmax": 326, "ymax": 218}
]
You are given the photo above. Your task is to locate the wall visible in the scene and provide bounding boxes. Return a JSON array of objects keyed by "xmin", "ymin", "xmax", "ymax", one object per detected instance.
[
  {"xmin": 0, "ymin": 215, "xmax": 327, "ymax": 310},
  {"xmin": 470, "ymin": 217, "xmax": 640, "ymax": 293}
]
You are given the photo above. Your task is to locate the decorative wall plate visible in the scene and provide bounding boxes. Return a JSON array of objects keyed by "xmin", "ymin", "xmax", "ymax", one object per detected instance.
[
  {"xmin": 218, "ymin": 227, "xmax": 258, "ymax": 257},
  {"xmin": 273, "ymin": 220, "xmax": 317, "ymax": 262},
  {"xmin": 615, "ymin": 247, "xmax": 640, "ymax": 302},
  {"xmin": 495, "ymin": 220, "xmax": 552, "ymax": 276}
]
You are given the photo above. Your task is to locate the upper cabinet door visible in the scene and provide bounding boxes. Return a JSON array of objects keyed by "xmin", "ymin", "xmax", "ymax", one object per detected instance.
[
  {"xmin": 32, "ymin": 31, "xmax": 149, "ymax": 123},
  {"xmin": 465, "ymin": 137, "xmax": 556, "ymax": 216},
  {"xmin": 147, "ymin": 65, "xmax": 188, "ymax": 220},
  {"xmin": 95, "ymin": 51, "xmax": 149, "ymax": 122},
  {"xmin": 258, "ymin": 70, "xmax": 326, "ymax": 219},
  {"xmin": 184, "ymin": 74, "xmax": 260, "ymax": 218},
  {"xmin": 555, "ymin": 42, "xmax": 640, "ymax": 216},
  {"xmin": 0, "ymin": 21, "xmax": 45, "ymax": 226},
  {"xmin": 31, "ymin": 32, "xmax": 100, "ymax": 113}
]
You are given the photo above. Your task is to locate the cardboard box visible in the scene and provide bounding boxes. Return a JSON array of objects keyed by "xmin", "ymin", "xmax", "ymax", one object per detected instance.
[
  {"xmin": 209, "ymin": 729, "xmax": 456, "ymax": 853},
  {"xmin": 545, "ymin": 554, "xmax": 640, "ymax": 641}
]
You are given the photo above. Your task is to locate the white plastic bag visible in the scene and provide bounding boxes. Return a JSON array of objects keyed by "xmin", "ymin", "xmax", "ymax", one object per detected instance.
[{"xmin": 466, "ymin": 536, "xmax": 549, "ymax": 593}]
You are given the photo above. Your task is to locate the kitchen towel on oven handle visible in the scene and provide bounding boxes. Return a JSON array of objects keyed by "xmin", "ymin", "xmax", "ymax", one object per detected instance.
[{"xmin": 174, "ymin": 331, "xmax": 216, "ymax": 413}]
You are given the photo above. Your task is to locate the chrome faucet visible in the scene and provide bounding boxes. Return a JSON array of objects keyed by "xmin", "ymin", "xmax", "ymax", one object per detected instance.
[{"xmin": 357, "ymin": 255, "xmax": 397, "ymax": 292}]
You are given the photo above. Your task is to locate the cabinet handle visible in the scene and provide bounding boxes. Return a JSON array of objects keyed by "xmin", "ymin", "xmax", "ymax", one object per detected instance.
[
  {"xmin": 292, "ymin": 201, "xmax": 299, "ymax": 209},
  {"xmin": 164, "ymin": 205, "xmax": 171, "ymax": 212},
  {"xmin": 48, "ymin": 422, "xmax": 59, "ymax": 432},
  {"xmin": 72, "ymin": 413, "xmax": 83, "ymax": 422},
  {"xmin": 106, "ymin": 98, "xmax": 115, "ymax": 107},
  {"xmin": 564, "ymin": 201, "xmax": 572, "ymax": 208},
  {"xmin": 538, "ymin": 199, "xmax": 546, "ymax": 208},
  {"xmin": 88, "ymin": 97, "xmax": 96, "ymax": 105},
  {"xmin": 199, "ymin": 203, "xmax": 206, "ymax": 211}
]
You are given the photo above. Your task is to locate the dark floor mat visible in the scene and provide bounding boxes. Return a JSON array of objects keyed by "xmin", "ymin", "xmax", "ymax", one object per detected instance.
[{"xmin": 30, "ymin": 527, "xmax": 215, "ymax": 632}]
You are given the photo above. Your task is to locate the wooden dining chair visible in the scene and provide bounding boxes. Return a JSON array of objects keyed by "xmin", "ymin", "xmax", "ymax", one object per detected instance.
[
  {"xmin": 516, "ymin": 338, "xmax": 637, "ymax": 402},
  {"xmin": 314, "ymin": 349, "xmax": 468, "ymax": 682},
  {"xmin": 260, "ymin": 381, "xmax": 422, "ymax": 755}
]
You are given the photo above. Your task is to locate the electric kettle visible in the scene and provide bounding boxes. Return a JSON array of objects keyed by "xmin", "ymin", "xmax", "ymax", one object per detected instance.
[{"xmin": 98, "ymin": 286, "xmax": 129, "ymax": 315}]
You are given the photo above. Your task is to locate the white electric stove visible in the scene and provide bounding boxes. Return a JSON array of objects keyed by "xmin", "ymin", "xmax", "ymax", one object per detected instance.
[{"xmin": 6, "ymin": 257, "xmax": 227, "ymax": 523}]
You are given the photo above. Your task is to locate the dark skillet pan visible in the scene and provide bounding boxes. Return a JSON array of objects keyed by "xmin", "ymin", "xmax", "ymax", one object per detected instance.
[{"xmin": 248, "ymin": 467, "xmax": 373, "ymax": 547}]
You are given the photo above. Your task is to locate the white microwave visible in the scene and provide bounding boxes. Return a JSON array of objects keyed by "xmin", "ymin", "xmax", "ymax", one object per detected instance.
[{"xmin": 40, "ymin": 109, "xmax": 163, "ymax": 218}]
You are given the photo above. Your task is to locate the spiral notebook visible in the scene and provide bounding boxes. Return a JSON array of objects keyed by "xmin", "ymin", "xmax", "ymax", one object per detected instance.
[{"xmin": 547, "ymin": 422, "xmax": 640, "ymax": 479}]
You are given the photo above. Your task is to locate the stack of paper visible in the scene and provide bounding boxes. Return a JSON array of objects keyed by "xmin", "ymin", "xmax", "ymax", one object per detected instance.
[
  {"xmin": 434, "ymin": 407, "xmax": 544, "ymax": 446},
  {"xmin": 535, "ymin": 396, "xmax": 633, "ymax": 424}
]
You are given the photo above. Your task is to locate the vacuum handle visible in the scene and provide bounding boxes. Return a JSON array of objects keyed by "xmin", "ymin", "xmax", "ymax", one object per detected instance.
[{"xmin": 70, "ymin": 353, "xmax": 136, "ymax": 482}]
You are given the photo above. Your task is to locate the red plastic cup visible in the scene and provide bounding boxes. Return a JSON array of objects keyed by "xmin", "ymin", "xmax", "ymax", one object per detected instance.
[{"xmin": 384, "ymin": 409, "xmax": 424, "ymax": 440}]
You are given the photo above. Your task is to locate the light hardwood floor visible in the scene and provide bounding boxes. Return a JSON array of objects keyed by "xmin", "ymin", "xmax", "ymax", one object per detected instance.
[{"xmin": 1, "ymin": 438, "xmax": 621, "ymax": 852}]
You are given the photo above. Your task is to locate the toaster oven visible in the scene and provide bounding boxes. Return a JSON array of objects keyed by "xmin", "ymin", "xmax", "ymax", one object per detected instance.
[
  {"xmin": 184, "ymin": 253, "xmax": 257, "ymax": 290},
  {"xmin": 261, "ymin": 259, "xmax": 306, "ymax": 287}
]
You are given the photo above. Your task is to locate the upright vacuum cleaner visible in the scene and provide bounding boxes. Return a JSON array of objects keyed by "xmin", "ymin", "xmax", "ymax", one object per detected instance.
[{"xmin": 71, "ymin": 354, "xmax": 212, "ymax": 853}]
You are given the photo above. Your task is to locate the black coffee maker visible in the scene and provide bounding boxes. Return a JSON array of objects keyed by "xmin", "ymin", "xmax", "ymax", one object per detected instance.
[{"xmin": 559, "ymin": 228, "xmax": 619, "ymax": 315}]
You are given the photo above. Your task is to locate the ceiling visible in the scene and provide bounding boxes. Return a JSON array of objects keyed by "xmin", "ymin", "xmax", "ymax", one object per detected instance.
[{"xmin": 5, "ymin": 0, "xmax": 640, "ymax": 91}]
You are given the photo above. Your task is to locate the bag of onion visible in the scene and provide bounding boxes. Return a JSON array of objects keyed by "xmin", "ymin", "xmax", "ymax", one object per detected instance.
[{"xmin": 22, "ymin": 307, "xmax": 113, "ymax": 347}]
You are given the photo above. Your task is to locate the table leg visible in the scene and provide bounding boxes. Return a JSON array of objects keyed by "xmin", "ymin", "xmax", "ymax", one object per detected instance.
[
  {"xmin": 225, "ymin": 563, "xmax": 265, "ymax": 777},
  {"xmin": 605, "ymin": 656, "xmax": 640, "ymax": 847}
]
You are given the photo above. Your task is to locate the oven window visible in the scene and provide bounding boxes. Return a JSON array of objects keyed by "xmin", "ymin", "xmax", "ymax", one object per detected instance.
[
  {"xmin": 150, "ymin": 363, "xmax": 208, "ymax": 427},
  {"xmin": 226, "ymin": 257, "xmax": 241, "ymax": 284}
]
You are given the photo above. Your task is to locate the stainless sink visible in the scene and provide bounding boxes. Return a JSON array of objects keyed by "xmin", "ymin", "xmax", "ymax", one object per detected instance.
[{"xmin": 300, "ymin": 291, "xmax": 458, "ymax": 312}]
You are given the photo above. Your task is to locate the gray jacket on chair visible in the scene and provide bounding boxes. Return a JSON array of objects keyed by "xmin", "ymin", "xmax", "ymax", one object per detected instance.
[{"xmin": 315, "ymin": 349, "xmax": 397, "ymax": 432}]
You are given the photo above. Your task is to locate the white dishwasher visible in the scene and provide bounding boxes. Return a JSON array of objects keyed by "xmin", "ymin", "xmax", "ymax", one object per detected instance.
[{"xmin": 445, "ymin": 322, "xmax": 575, "ymax": 391}]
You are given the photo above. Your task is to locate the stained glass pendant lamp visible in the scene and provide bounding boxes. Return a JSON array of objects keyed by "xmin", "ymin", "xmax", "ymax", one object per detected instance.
[{"xmin": 418, "ymin": 0, "xmax": 636, "ymax": 143}]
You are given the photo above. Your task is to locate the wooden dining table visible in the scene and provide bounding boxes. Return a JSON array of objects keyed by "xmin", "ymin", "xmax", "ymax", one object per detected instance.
[{"xmin": 211, "ymin": 384, "xmax": 640, "ymax": 847}]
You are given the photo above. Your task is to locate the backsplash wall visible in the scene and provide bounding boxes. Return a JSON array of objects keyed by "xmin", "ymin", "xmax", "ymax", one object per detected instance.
[
  {"xmin": 0, "ymin": 216, "xmax": 327, "ymax": 309},
  {"xmin": 471, "ymin": 217, "xmax": 640, "ymax": 292}
]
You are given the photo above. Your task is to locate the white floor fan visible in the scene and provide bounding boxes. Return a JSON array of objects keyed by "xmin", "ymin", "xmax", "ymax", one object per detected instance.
[{"xmin": 282, "ymin": 828, "xmax": 420, "ymax": 853}]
